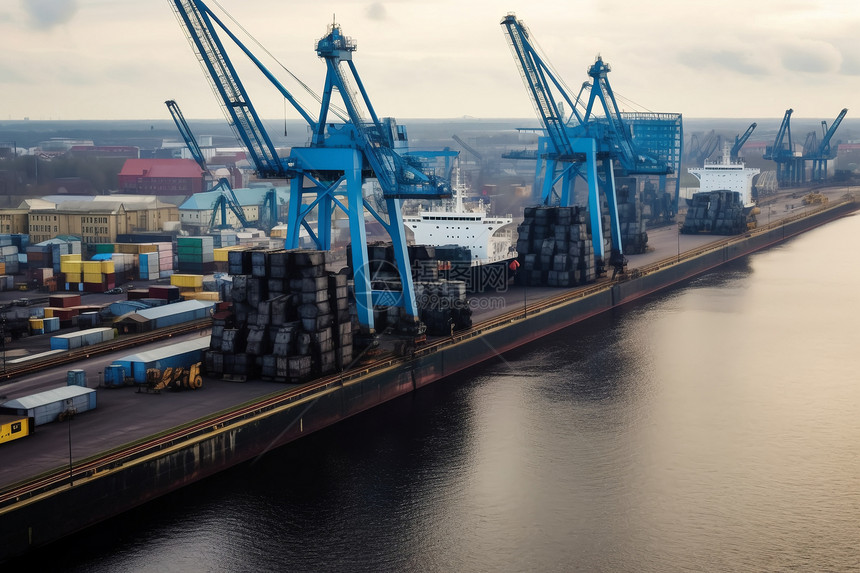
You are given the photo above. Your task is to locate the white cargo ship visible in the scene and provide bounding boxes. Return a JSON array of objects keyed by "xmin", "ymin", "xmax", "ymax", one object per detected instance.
[
  {"xmin": 403, "ymin": 170, "xmax": 517, "ymax": 266},
  {"xmin": 688, "ymin": 142, "xmax": 760, "ymax": 208}
]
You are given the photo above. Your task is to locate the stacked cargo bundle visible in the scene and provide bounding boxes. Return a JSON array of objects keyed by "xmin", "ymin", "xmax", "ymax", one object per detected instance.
[
  {"xmin": 515, "ymin": 206, "xmax": 597, "ymax": 288},
  {"xmin": 412, "ymin": 279, "xmax": 472, "ymax": 335},
  {"xmin": 177, "ymin": 236, "xmax": 215, "ymax": 274},
  {"xmin": 207, "ymin": 249, "xmax": 354, "ymax": 382},
  {"xmin": 347, "ymin": 242, "xmax": 467, "ymax": 336},
  {"xmin": 616, "ymin": 188, "xmax": 649, "ymax": 255},
  {"xmin": 681, "ymin": 191, "xmax": 751, "ymax": 235}
]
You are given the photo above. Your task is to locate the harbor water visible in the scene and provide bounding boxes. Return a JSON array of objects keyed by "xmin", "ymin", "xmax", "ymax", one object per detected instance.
[{"xmin": 39, "ymin": 214, "xmax": 860, "ymax": 572}]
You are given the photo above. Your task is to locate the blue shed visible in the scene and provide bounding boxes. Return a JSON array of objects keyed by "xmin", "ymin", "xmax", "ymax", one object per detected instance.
[{"xmin": 1, "ymin": 386, "xmax": 97, "ymax": 426}]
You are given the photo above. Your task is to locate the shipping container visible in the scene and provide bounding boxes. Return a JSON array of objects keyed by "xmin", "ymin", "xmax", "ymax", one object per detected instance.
[
  {"xmin": 48, "ymin": 294, "xmax": 81, "ymax": 308},
  {"xmin": 0, "ymin": 414, "xmax": 33, "ymax": 445},
  {"xmin": 50, "ymin": 327, "xmax": 115, "ymax": 350},
  {"xmin": 171, "ymin": 274, "xmax": 204, "ymax": 289},
  {"xmin": 66, "ymin": 369, "xmax": 87, "ymax": 387},
  {"xmin": 112, "ymin": 338, "xmax": 210, "ymax": 384}
]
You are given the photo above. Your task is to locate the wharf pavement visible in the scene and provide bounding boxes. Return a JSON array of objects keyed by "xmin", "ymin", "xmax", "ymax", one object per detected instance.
[{"xmin": 0, "ymin": 185, "xmax": 853, "ymax": 491}]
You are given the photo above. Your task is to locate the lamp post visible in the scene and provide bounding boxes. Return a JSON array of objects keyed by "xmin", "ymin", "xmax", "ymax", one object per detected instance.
[{"xmin": 65, "ymin": 398, "xmax": 73, "ymax": 486}]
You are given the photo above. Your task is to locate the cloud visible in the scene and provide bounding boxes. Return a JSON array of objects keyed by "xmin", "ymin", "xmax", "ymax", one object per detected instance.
[
  {"xmin": 678, "ymin": 49, "xmax": 769, "ymax": 76},
  {"xmin": 780, "ymin": 40, "xmax": 842, "ymax": 74},
  {"xmin": 839, "ymin": 54, "xmax": 860, "ymax": 76},
  {"xmin": 22, "ymin": 0, "xmax": 78, "ymax": 30},
  {"xmin": 366, "ymin": 3, "xmax": 387, "ymax": 21}
]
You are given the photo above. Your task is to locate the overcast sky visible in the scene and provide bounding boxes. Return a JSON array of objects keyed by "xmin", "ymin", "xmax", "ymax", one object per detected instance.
[{"xmin": 2, "ymin": 0, "xmax": 858, "ymax": 123}]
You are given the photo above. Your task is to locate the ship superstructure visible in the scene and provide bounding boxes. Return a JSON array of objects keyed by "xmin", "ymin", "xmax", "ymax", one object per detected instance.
[
  {"xmin": 404, "ymin": 170, "xmax": 517, "ymax": 266},
  {"xmin": 688, "ymin": 142, "xmax": 760, "ymax": 207}
]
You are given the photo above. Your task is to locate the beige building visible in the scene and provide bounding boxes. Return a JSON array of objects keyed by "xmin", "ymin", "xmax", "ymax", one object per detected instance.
[
  {"xmin": 25, "ymin": 196, "xmax": 178, "ymax": 244},
  {"xmin": 0, "ymin": 209, "xmax": 29, "ymax": 234}
]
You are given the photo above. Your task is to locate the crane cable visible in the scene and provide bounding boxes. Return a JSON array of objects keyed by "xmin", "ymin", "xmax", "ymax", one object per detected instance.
[{"xmin": 209, "ymin": 0, "xmax": 349, "ymax": 123}]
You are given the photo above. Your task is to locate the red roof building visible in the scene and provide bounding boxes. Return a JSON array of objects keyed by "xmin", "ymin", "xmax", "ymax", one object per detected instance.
[{"xmin": 118, "ymin": 159, "xmax": 205, "ymax": 196}]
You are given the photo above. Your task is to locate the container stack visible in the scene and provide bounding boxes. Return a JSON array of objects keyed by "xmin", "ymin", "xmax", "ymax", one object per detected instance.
[
  {"xmin": 214, "ymin": 245, "xmax": 249, "ymax": 273},
  {"xmin": 170, "ymin": 274, "xmax": 204, "ymax": 298},
  {"xmin": 59, "ymin": 259, "xmax": 117, "ymax": 292},
  {"xmin": 143, "ymin": 284, "xmax": 182, "ymax": 303},
  {"xmin": 50, "ymin": 241, "xmax": 83, "ymax": 274},
  {"xmin": 206, "ymin": 249, "xmax": 354, "ymax": 382},
  {"xmin": 90, "ymin": 242, "xmax": 174, "ymax": 280},
  {"xmin": 28, "ymin": 316, "xmax": 61, "ymax": 335},
  {"xmin": 0, "ymin": 244, "xmax": 19, "ymax": 275},
  {"xmin": 177, "ymin": 236, "xmax": 215, "ymax": 274},
  {"xmin": 681, "ymin": 191, "xmax": 751, "ymax": 235},
  {"xmin": 25, "ymin": 244, "xmax": 51, "ymax": 272},
  {"xmin": 515, "ymin": 206, "xmax": 597, "ymax": 288},
  {"xmin": 211, "ymin": 230, "xmax": 239, "ymax": 248}
]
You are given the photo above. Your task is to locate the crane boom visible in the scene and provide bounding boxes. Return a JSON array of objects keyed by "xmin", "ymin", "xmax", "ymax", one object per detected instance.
[
  {"xmin": 500, "ymin": 14, "xmax": 579, "ymax": 159},
  {"xmin": 169, "ymin": 0, "xmax": 289, "ymax": 178},
  {"xmin": 819, "ymin": 108, "xmax": 847, "ymax": 158},
  {"xmin": 730, "ymin": 123, "xmax": 756, "ymax": 161},
  {"xmin": 166, "ymin": 99, "xmax": 207, "ymax": 171}
]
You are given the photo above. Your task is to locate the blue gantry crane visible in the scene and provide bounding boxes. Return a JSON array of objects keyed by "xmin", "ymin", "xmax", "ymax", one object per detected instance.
[
  {"xmin": 500, "ymin": 14, "xmax": 677, "ymax": 268},
  {"xmin": 169, "ymin": 0, "xmax": 451, "ymax": 333},
  {"xmin": 165, "ymin": 99, "xmax": 252, "ymax": 230},
  {"xmin": 806, "ymin": 108, "xmax": 847, "ymax": 182},
  {"xmin": 764, "ymin": 109, "xmax": 805, "ymax": 187}
]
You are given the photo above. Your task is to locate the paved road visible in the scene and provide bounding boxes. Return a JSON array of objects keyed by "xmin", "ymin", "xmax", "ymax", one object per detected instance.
[{"xmin": 0, "ymin": 331, "xmax": 279, "ymax": 488}]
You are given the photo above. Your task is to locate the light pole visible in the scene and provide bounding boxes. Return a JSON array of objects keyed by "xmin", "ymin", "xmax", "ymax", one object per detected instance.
[{"xmin": 66, "ymin": 398, "xmax": 73, "ymax": 486}]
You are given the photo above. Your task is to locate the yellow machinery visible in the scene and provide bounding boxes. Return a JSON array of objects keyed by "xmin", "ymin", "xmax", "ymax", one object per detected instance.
[
  {"xmin": 143, "ymin": 362, "xmax": 203, "ymax": 393},
  {"xmin": 802, "ymin": 192, "xmax": 829, "ymax": 206}
]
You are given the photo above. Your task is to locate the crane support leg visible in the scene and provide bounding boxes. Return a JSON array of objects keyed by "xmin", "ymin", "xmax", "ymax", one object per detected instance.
[
  {"xmin": 602, "ymin": 158, "xmax": 623, "ymax": 255},
  {"xmin": 345, "ymin": 172, "xmax": 375, "ymax": 333},
  {"xmin": 285, "ymin": 175, "xmax": 304, "ymax": 249},
  {"xmin": 316, "ymin": 189, "xmax": 333, "ymax": 250},
  {"xmin": 381, "ymin": 197, "xmax": 419, "ymax": 320}
]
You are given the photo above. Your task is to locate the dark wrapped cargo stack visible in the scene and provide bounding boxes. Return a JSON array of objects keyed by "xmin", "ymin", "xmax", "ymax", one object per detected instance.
[
  {"xmin": 681, "ymin": 191, "xmax": 752, "ymax": 235},
  {"xmin": 515, "ymin": 206, "xmax": 597, "ymax": 287},
  {"xmin": 206, "ymin": 249, "xmax": 355, "ymax": 382}
]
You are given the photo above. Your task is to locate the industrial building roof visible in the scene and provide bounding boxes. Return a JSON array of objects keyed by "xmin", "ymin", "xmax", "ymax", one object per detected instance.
[
  {"xmin": 115, "ymin": 337, "xmax": 211, "ymax": 363},
  {"xmin": 179, "ymin": 186, "xmax": 287, "ymax": 211},
  {"xmin": 2, "ymin": 386, "xmax": 95, "ymax": 410},
  {"xmin": 119, "ymin": 158, "xmax": 204, "ymax": 179},
  {"xmin": 135, "ymin": 299, "xmax": 215, "ymax": 320}
]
